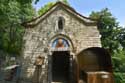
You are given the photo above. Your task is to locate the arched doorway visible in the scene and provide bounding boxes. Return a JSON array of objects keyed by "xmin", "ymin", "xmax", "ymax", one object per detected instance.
[
  {"xmin": 77, "ymin": 47, "xmax": 112, "ymax": 72},
  {"xmin": 48, "ymin": 36, "xmax": 77, "ymax": 83},
  {"xmin": 77, "ymin": 47, "xmax": 113, "ymax": 83}
]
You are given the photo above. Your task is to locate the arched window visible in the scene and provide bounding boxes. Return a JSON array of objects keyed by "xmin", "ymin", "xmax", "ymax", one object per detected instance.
[{"xmin": 58, "ymin": 17, "xmax": 65, "ymax": 30}]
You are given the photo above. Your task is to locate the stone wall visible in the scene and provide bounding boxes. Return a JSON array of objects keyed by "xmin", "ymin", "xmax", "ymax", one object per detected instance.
[{"xmin": 21, "ymin": 7, "xmax": 101, "ymax": 83}]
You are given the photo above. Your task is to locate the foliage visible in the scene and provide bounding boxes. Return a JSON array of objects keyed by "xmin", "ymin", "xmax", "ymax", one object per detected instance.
[
  {"xmin": 58, "ymin": 0, "xmax": 69, "ymax": 5},
  {"xmin": 90, "ymin": 8, "xmax": 125, "ymax": 83},
  {"xmin": 90, "ymin": 8, "xmax": 121, "ymax": 54},
  {"xmin": 35, "ymin": 0, "xmax": 40, "ymax": 4},
  {"xmin": 0, "ymin": 0, "xmax": 35, "ymax": 56},
  {"xmin": 38, "ymin": 2, "xmax": 55, "ymax": 15},
  {"xmin": 114, "ymin": 72, "xmax": 125, "ymax": 83},
  {"xmin": 117, "ymin": 28, "xmax": 125, "ymax": 50},
  {"xmin": 38, "ymin": 0, "xmax": 69, "ymax": 15},
  {"xmin": 112, "ymin": 49, "xmax": 125, "ymax": 72}
]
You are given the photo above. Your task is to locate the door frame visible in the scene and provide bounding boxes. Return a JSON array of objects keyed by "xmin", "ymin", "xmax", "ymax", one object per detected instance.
[{"xmin": 48, "ymin": 51, "xmax": 75, "ymax": 83}]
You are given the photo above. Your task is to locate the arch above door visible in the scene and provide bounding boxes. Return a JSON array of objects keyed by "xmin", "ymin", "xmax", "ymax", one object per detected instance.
[{"xmin": 49, "ymin": 34, "xmax": 74, "ymax": 52}]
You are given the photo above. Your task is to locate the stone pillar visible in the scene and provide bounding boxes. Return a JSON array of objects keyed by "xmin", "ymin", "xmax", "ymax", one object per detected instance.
[
  {"xmin": 70, "ymin": 52, "xmax": 78, "ymax": 83},
  {"xmin": 47, "ymin": 51, "xmax": 52, "ymax": 83},
  {"xmin": 69, "ymin": 53, "xmax": 73, "ymax": 83}
]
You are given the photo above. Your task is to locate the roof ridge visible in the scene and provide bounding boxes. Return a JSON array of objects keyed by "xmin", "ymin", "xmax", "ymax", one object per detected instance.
[{"xmin": 22, "ymin": 1, "xmax": 97, "ymax": 27}]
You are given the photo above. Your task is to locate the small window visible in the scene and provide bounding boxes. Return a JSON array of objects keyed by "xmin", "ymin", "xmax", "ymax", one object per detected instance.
[{"xmin": 58, "ymin": 17, "xmax": 65, "ymax": 30}]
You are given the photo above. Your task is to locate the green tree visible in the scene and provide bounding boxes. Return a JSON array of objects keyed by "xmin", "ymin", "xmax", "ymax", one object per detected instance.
[
  {"xmin": 112, "ymin": 49, "xmax": 125, "ymax": 83},
  {"xmin": 90, "ymin": 8, "xmax": 122, "ymax": 54},
  {"xmin": 58, "ymin": 0, "xmax": 69, "ymax": 5},
  {"xmin": 38, "ymin": 0, "xmax": 69, "ymax": 15},
  {"xmin": 112, "ymin": 49, "xmax": 125, "ymax": 72},
  {"xmin": 0, "ymin": 0, "xmax": 35, "ymax": 56},
  {"xmin": 118, "ymin": 28, "xmax": 125, "ymax": 50},
  {"xmin": 38, "ymin": 2, "xmax": 55, "ymax": 15},
  {"xmin": 90, "ymin": 8, "xmax": 125, "ymax": 83}
]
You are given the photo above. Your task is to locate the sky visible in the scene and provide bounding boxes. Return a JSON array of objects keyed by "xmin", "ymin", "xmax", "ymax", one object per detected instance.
[{"xmin": 33, "ymin": 0, "xmax": 125, "ymax": 27}]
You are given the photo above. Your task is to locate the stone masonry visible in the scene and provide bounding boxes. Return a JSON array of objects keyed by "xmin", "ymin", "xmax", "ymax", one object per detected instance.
[{"xmin": 20, "ymin": 2, "xmax": 101, "ymax": 83}]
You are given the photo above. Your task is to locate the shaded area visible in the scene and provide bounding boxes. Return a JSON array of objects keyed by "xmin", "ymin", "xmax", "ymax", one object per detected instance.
[
  {"xmin": 77, "ymin": 47, "xmax": 112, "ymax": 72},
  {"xmin": 52, "ymin": 51, "xmax": 70, "ymax": 83},
  {"xmin": 77, "ymin": 47, "xmax": 113, "ymax": 83}
]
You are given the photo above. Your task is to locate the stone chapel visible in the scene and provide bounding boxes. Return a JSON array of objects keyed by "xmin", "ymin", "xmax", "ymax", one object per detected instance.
[{"xmin": 21, "ymin": 2, "xmax": 114, "ymax": 83}]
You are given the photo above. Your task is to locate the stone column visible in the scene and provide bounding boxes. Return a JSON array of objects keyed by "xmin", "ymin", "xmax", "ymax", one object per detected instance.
[{"xmin": 47, "ymin": 51, "xmax": 52, "ymax": 83}]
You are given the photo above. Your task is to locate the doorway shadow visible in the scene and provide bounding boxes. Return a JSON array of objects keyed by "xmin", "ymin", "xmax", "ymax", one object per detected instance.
[{"xmin": 52, "ymin": 51, "xmax": 70, "ymax": 83}]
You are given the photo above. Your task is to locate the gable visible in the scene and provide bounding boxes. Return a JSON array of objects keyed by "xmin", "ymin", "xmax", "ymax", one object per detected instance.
[{"xmin": 22, "ymin": 2, "xmax": 97, "ymax": 28}]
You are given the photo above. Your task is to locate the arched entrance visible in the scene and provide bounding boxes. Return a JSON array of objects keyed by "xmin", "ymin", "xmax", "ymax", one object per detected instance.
[
  {"xmin": 48, "ymin": 36, "xmax": 77, "ymax": 83},
  {"xmin": 77, "ymin": 47, "xmax": 113, "ymax": 83}
]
